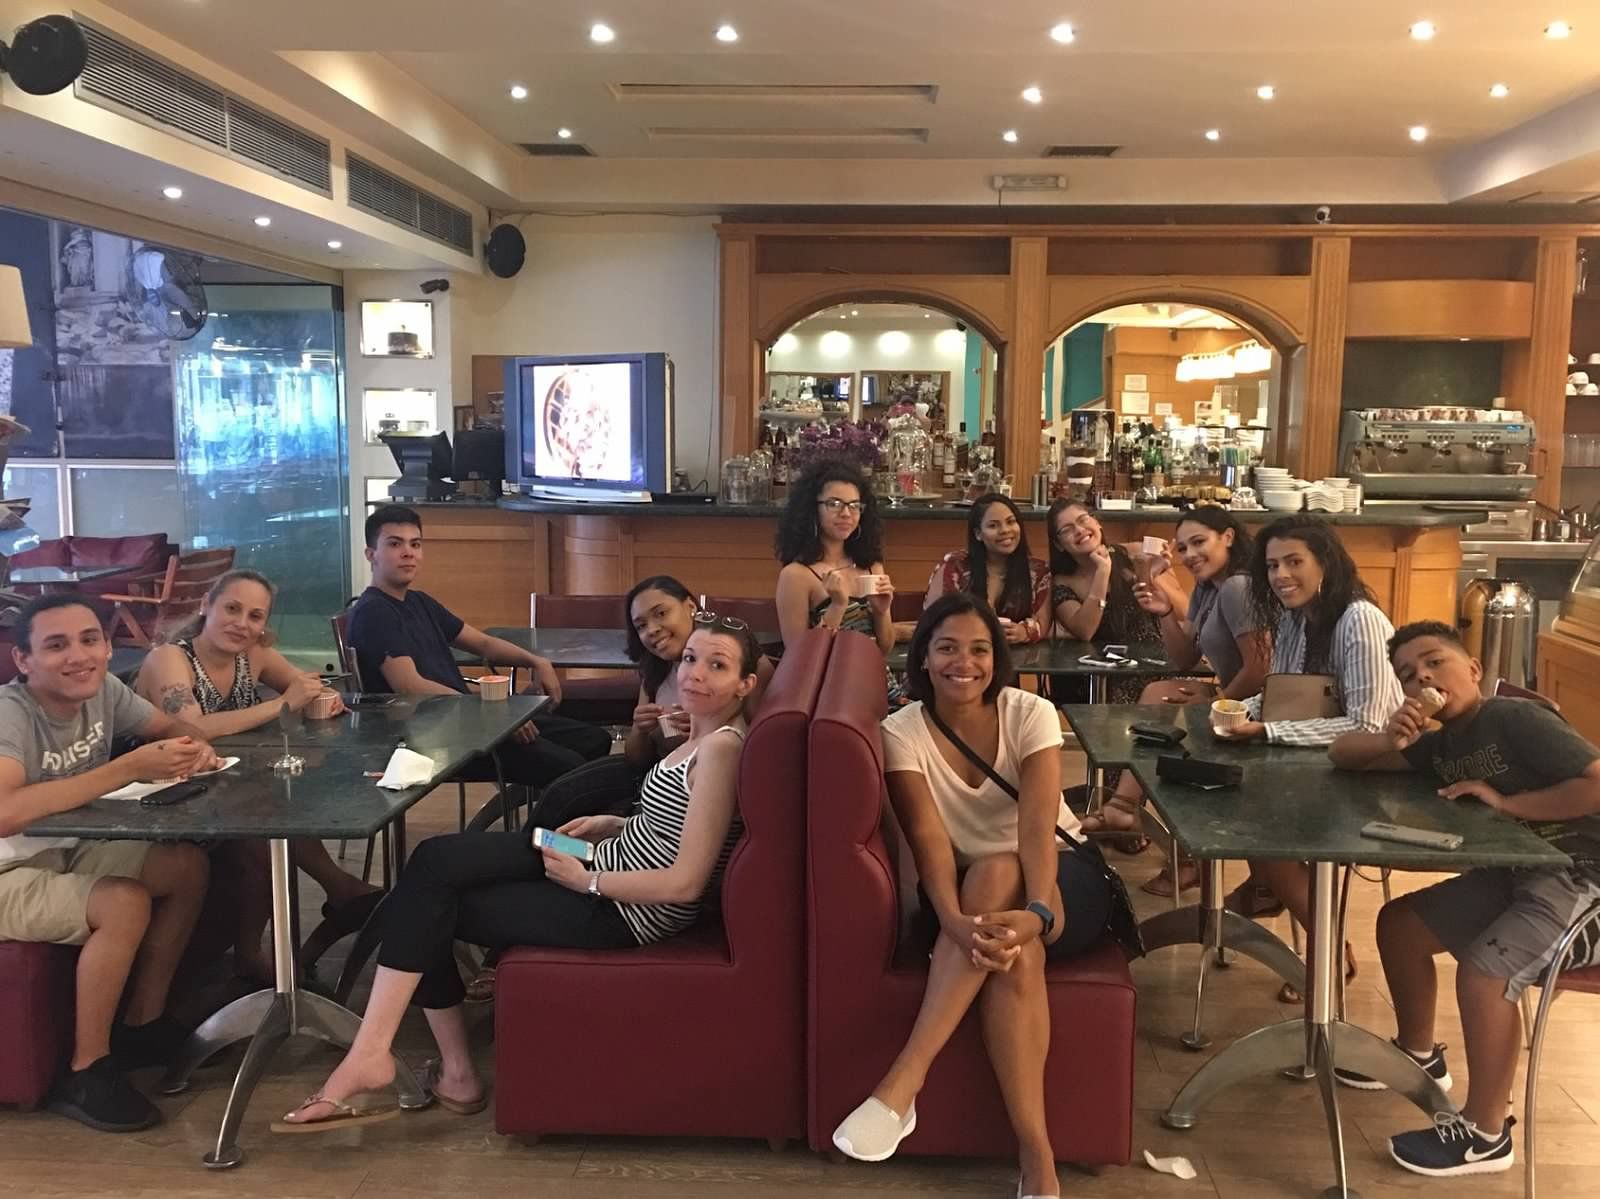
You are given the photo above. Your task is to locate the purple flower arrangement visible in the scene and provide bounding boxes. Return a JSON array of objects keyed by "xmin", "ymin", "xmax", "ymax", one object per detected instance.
[{"xmin": 788, "ymin": 420, "xmax": 886, "ymax": 476}]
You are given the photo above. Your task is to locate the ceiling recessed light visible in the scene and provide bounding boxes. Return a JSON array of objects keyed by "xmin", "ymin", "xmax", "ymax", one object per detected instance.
[
  {"xmin": 589, "ymin": 22, "xmax": 615, "ymax": 43},
  {"xmin": 1546, "ymin": 20, "xmax": 1572, "ymax": 39},
  {"xmin": 1409, "ymin": 20, "xmax": 1436, "ymax": 40},
  {"xmin": 1256, "ymin": 84, "xmax": 1275, "ymax": 100},
  {"xmin": 1048, "ymin": 22, "xmax": 1075, "ymax": 44},
  {"xmin": 851, "ymin": 309, "xmax": 860, "ymax": 316},
  {"xmin": 1489, "ymin": 82, "xmax": 1510, "ymax": 98},
  {"xmin": 509, "ymin": 83, "xmax": 528, "ymax": 101},
  {"xmin": 714, "ymin": 23, "xmax": 738, "ymax": 42},
  {"xmin": 1021, "ymin": 85, "xmax": 1043, "ymax": 104},
  {"xmin": 1409, "ymin": 124, "xmax": 1429, "ymax": 142},
  {"xmin": 1002, "ymin": 129, "xmax": 1019, "ymax": 143},
  {"xmin": 1204, "ymin": 128, "xmax": 1221, "ymax": 141},
  {"xmin": 557, "ymin": 127, "xmax": 573, "ymax": 139},
  {"xmin": 161, "ymin": 185, "xmax": 183, "ymax": 200},
  {"xmin": 327, "ymin": 240, "xmax": 342, "ymax": 250},
  {"xmin": 253, "ymin": 216, "xmax": 271, "ymax": 227}
]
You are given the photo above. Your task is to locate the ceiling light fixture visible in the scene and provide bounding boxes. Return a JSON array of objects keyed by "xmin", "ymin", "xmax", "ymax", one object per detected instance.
[
  {"xmin": 509, "ymin": 83, "xmax": 528, "ymax": 100},
  {"xmin": 715, "ymin": 24, "xmax": 738, "ymax": 42},
  {"xmin": 1489, "ymin": 82, "xmax": 1509, "ymax": 98},
  {"xmin": 589, "ymin": 22, "xmax": 615, "ymax": 43},
  {"xmin": 1256, "ymin": 84, "xmax": 1275, "ymax": 100},
  {"xmin": 1021, "ymin": 85, "xmax": 1042, "ymax": 104},
  {"xmin": 161, "ymin": 185, "xmax": 183, "ymax": 200},
  {"xmin": 1048, "ymin": 22, "xmax": 1075, "ymax": 44},
  {"xmin": 1409, "ymin": 20, "xmax": 1436, "ymax": 40},
  {"xmin": 327, "ymin": 240, "xmax": 342, "ymax": 250},
  {"xmin": 1409, "ymin": 124, "xmax": 1429, "ymax": 142},
  {"xmin": 1546, "ymin": 20, "xmax": 1572, "ymax": 39},
  {"xmin": 1204, "ymin": 129, "xmax": 1221, "ymax": 141},
  {"xmin": 1002, "ymin": 129, "xmax": 1019, "ymax": 143},
  {"xmin": 253, "ymin": 215, "xmax": 271, "ymax": 227},
  {"xmin": 557, "ymin": 127, "xmax": 573, "ymax": 139}
]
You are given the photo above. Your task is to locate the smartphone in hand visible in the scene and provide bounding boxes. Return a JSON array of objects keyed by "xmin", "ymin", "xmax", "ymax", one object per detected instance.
[{"xmin": 531, "ymin": 826, "xmax": 597, "ymax": 862}]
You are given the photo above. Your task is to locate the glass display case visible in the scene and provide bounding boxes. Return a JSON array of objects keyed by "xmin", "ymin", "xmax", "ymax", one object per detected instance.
[
  {"xmin": 1541, "ymin": 531, "xmax": 1600, "ymax": 743},
  {"xmin": 1555, "ymin": 532, "xmax": 1600, "ymax": 646},
  {"xmin": 359, "ymin": 300, "xmax": 434, "ymax": 358}
]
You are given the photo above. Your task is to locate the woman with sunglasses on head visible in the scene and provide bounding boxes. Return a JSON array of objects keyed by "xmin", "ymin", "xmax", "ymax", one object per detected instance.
[
  {"xmin": 277, "ymin": 617, "xmax": 764, "ymax": 1132},
  {"xmin": 832, "ymin": 593, "xmax": 1117, "ymax": 1199},
  {"xmin": 925, "ymin": 494, "xmax": 1051, "ymax": 645},
  {"xmin": 1079, "ymin": 506, "xmax": 1273, "ymax": 893},
  {"xmin": 1217, "ymin": 515, "xmax": 1403, "ymax": 998},
  {"xmin": 776, "ymin": 458, "xmax": 899, "ymax": 697}
]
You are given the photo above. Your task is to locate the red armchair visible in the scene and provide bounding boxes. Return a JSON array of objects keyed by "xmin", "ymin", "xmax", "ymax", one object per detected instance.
[
  {"xmin": 0, "ymin": 942, "xmax": 75, "ymax": 1110},
  {"xmin": 493, "ymin": 627, "xmax": 834, "ymax": 1143},
  {"xmin": 805, "ymin": 630, "xmax": 1137, "ymax": 1163}
]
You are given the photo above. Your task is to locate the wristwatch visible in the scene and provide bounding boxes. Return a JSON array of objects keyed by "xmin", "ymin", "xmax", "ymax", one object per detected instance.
[
  {"xmin": 587, "ymin": 871, "xmax": 603, "ymax": 896},
  {"xmin": 1025, "ymin": 899, "xmax": 1056, "ymax": 937}
]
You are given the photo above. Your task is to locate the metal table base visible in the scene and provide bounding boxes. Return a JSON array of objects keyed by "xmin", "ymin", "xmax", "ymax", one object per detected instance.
[
  {"xmin": 159, "ymin": 839, "xmax": 429, "ymax": 1168},
  {"xmin": 1158, "ymin": 862, "xmax": 1455, "ymax": 1199}
]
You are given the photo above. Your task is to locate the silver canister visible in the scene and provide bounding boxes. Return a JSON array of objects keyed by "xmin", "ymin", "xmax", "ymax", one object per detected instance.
[{"xmin": 1031, "ymin": 471, "xmax": 1050, "ymax": 507}]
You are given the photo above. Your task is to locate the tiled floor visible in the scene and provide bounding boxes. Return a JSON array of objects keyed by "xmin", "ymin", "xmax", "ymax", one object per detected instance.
[{"xmin": 2, "ymin": 762, "xmax": 1596, "ymax": 1197}]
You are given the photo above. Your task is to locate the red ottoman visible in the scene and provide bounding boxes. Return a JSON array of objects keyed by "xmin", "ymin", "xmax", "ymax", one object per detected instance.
[{"xmin": 0, "ymin": 941, "xmax": 76, "ymax": 1110}]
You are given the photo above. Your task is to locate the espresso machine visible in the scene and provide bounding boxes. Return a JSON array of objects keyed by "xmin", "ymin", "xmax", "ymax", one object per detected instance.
[{"xmin": 1340, "ymin": 408, "xmax": 1536, "ymax": 496}]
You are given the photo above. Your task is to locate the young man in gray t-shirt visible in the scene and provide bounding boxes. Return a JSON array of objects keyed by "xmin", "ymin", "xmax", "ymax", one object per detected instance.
[{"xmin": 0, "ymin": 595, "xmax": 219, "ymax": 1133}]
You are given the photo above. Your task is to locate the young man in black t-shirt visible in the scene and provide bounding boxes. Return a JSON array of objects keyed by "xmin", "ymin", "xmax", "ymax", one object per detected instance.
[
  {"xmin": 347, "ymin": 506, "xmax": 610, "ymax": 785},
  {"xmin": 1329, "ymin": 621, "xmax": 1600, "ymax": 1179}
]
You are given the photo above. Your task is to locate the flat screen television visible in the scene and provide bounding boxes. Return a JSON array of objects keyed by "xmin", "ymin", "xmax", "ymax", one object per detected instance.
[{"xmin": 503, "ymin": 353, "xmax": 673, "ymax": 501}]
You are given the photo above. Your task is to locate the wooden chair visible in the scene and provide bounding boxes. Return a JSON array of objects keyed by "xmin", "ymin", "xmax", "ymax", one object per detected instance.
[
  {"xmin": 532, "ymin": 593, "xmax": 626, "ymax": 629},
  {"xmin": 103, "ymin": 547, "xmax": 236, "ymax": 646}
]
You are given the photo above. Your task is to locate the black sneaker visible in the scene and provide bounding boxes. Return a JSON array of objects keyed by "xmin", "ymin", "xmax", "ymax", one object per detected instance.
[
  {"xmin": 1335, "ymin": 1040, "xmax": 1452, "ymax": 1091},
  {"xmin": 111, "ymin": 1014, "xmax": 189, "ymax": 1071},
  {"xmin": 46, "ymin": 1056, "xmax": 161, "ymax": 1133},
  {"xmin": 1390, "ymin": 1113, "xmax": 1515, "ymax": 1177}
]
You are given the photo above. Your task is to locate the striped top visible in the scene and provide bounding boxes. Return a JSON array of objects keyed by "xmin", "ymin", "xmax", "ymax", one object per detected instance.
[
  {"xmin": 1244, "ymin": 600, "xmax": 1402, "ymax": 746},
  {"xmin": 174, "ymin": 639, "xmax": 259, "ymax": 715},
  {"xmin": 593, "ymin": 725, "xmax": 746, "ymax": 944}
]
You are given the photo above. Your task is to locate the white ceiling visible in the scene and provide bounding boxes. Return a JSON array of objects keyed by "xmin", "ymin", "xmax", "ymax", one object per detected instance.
[{"xmin": 97, "ymin": 0, "xmax": 1600, "ymax": 161}]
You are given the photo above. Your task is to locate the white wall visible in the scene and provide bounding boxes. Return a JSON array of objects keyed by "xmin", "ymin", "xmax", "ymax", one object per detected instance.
[
  {"xmin": 461, "ymin": 215, "xmax": 721, "ymax": 485},
  {"xmin": 767, "ymin": 316, "xmax": 974, "ymax": 428}
]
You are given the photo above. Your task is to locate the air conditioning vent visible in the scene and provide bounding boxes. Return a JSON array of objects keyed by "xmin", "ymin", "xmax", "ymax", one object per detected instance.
[
  {"xmin": 1044, "ymin": 144, "xmax": 1121, "ymax": 158},
  {"xmin": 520, "ymin": 142, "xmax": 596, "ymax": 157},
  {"xmin": 347, "ymin": 154, "xmax": 474, "ymax": 255},
  {"xmin": 74, "ymin": 23, "xmax": 331, "ymax": 194},
  {"xmin": 611, "ymin": 83, "xmax": 937, "ymax": 103}
]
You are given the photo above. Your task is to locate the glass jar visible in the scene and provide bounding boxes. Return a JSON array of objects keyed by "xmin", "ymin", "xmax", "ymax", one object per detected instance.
[
  {"xmin": 746, "ymin": 448, "xmax": 773, "ymax": 504},
  {"xmin": 720, "ymin": 456, "xmax": 752, "ymax": 505}
]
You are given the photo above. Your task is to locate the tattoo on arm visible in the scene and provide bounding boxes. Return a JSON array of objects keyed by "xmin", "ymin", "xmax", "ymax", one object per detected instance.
[{"xmin": 159, "ymin": 684, "xmax": 193, "ymax": 716}]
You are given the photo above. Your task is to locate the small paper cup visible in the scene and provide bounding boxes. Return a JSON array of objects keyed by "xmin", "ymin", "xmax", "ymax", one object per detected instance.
[
  {"xmin": 306, "ymin": 689, "xmax": 341, "ymax": 720},
  {"xmin": 851, "ymin": 573, "xmax": 890, "ymax": 598},
  {"xmin": 1210, "ymin": 698, "xmax": 1247, "ymax": 731},
  {"xmin": 479, "ymin": 674, "xmax": 512, "ymax": 701}
]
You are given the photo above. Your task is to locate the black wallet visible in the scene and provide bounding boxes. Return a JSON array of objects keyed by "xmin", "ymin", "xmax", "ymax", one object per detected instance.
[
  {"xmin": 1156, "ymin": 753, "xmax": 1242, "ymax": 789},
  {"xmin": 1129, "ymin": 722, "xmax": 1186, "ymax": 747}
]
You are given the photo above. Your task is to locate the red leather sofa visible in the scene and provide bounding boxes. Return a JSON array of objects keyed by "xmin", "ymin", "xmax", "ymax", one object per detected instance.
[
  {"xmin": 0, "ymin": 942, "xmax": 76, "ymax": 1109},
  {"xmin": 805, "ymin": 630, "xmax": 1137, "ymax": 1163},
  {"xmin": 492, "ymin": 627, "xmax": 833, "ymax": 1143},
  {"xmin": 9, "ymin": 532, "xmax": 175, "ymax": 597}
]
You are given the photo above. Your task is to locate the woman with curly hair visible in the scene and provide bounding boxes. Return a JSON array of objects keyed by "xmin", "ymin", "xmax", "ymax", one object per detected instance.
[
  {"xmin": 925, "ymin": 494, "xmax": 1051, "ymax": 644},
  {"xmin": 774, "ymin": 458, "xmax": 899, "ymax": 698}
]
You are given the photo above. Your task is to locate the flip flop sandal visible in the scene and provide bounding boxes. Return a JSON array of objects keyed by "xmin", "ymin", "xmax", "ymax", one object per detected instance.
[
  {"xmin": 417, "ymin": 1059, "xmax": 489, "ymax": 1116},
  {"xmin": 464, "ymin": 967, "xmax": 496, "ymax": 1005},
  {"xmin": 271, "ymin": 1092, "xmax": 400, "ymax": 1134},
  {"xmin": 831, "ymin": 1096, "xmax": 917, "ymax": 1162},
  {"xmin": 1140, "ymin": 861, "xmax": 1200, "ymax": 897}
]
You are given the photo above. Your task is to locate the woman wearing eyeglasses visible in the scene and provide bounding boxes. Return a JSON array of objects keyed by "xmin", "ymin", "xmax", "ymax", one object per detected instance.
[
  {"xmin": 775, "ymin": 458, "xmax": 899, "ymax": 697},
  {"xmin": 925, "ymin": 494, "xmax": 1052, "ymax": 645},
  {"xmin": 276, "ymin": 617, "xmax": 764, "ymax": 1132}
]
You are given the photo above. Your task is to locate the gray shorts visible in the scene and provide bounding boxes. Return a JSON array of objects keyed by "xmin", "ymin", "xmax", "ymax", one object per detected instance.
[{"xmin": 1407, "ymin": 867, "xmax": 1600, "ymax": 1002}]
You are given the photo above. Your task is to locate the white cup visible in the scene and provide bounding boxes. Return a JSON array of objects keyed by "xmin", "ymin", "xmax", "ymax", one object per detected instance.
[
  {"xmin": 1210, "ymin": 698, "xmax": 1248, "ymax": 731},
  {"xmin": 479, "ymin": 674, "xmax": 511, "ymax": 701},
  {"xmin": 851, "ymin": 573, "xmax": 890, "ymax": 598}
]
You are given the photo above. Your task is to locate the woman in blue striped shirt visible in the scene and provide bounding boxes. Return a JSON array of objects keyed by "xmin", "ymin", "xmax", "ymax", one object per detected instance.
[{"xmin": 1214, "ymin": 516, "xmax": 1403, "ymax": 996}]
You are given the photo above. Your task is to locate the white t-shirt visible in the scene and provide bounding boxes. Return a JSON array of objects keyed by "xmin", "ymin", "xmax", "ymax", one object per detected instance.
[{"xmin": 880, "ymin": 687, "xmax": 1082, "ymax": 868}]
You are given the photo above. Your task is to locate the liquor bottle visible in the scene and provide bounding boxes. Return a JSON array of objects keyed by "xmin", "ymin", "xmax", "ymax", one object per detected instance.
[
  {"xmin": 941, "ymin": 434, "xmax": 956, "ymax": 492},
  {"xmin": 981, "ymin": 419, "xmax": 997, "ymax": 448},
  {"xmin": 955, "ymin": 422, "xmax": 970, "ymax": 472}
]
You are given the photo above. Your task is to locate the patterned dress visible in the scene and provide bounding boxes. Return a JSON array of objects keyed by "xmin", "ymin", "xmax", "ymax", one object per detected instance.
[
  {"xmin": 1050, "ymin": 573, "xmax": 1162, "ymax": 704},
  {"xmin": 173, "ymin": 639, "xmax": 258, "ymax": 714},
  {"xmin": 925, "ymin": 551, "xmax": 1052, "ymax": 637},
  {"xmin": 810, "ymin": 592, "xmax": 905, "ymax": 707}
]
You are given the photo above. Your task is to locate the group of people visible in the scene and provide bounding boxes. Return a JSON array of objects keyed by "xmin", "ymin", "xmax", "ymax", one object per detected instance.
[{"xmin": 0, "ymin": 466, "xmax": 1594, "ymax": 1190}]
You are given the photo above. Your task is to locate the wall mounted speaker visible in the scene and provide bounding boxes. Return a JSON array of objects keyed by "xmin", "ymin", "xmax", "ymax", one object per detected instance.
[
  {"xmin": 484, "ymin": 224, "xmax": 526, "ymax": 279},
  {"xmin": 0, "ymin": 15, "xmax": 89, "ymax": 97}
]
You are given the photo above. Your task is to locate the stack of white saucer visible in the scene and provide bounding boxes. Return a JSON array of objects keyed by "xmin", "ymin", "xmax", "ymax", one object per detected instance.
[{"xmin": 1254, "ymin": 466, "xmax": 1301, "ymax": 511}]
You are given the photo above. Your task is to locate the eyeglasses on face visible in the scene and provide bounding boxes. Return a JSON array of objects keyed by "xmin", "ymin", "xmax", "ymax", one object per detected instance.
[
  {"xmin": 693, "ymin": 610, "xmax": 751, "ymax": 632},
  {"xmin": 818, "ymin": 498, "xmax": 865, "ymax": 515}
]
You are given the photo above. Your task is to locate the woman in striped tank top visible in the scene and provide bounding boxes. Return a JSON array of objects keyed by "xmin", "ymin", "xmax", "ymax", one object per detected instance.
[{"xmin": 276, "ymin": 617, "xmax": 762, "ymax": 1133}]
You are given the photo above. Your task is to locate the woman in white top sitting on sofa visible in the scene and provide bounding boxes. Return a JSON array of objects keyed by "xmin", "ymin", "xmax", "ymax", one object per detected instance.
[{"xmin": 831, "ymin": 592, "xmax": 1115, "ymax": 1199}]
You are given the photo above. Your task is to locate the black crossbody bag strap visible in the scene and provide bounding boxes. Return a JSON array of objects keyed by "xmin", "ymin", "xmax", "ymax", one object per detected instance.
[{"xmin": 922, "ymin": 704, "xmax": 1073, "ymax": 843}]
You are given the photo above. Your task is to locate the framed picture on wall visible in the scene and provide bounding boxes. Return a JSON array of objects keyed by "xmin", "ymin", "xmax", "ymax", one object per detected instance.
[{"xmin": 359, "ymin": 300, "xmax": 435, "ymax": 358}]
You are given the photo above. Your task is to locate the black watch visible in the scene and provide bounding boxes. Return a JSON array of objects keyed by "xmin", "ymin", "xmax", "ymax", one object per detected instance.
[{"xmin": 1025, "ymin": 899, "xmax": 1056, "ymax": 937}]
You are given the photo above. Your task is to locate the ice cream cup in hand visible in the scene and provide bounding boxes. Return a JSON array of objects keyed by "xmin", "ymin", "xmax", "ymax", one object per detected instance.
[
  {"xmin": 306, "ymin": 688, "xmax": 341, "ymax": 720},
  {"xmin": 851, "ymin": 573, "xmax": 890, "ymax": 598},
  {"xmin": 1210, "ymin": 698, "xmax": 1247, "ymax": 732}
]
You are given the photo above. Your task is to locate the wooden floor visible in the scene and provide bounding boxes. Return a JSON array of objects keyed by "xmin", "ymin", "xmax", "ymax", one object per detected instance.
[{"xmin": 3, "ymin": 757, "xmax": 1598, "ymax": 1197}]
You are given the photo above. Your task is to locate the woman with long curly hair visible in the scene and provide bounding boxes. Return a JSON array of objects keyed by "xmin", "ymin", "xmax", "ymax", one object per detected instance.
[
  {"xmin": 774, "ymin": 458, "xmax": 899, "ymax": 697},
  {"xmin": 925, "ymin": 494, "xmax": 1051, "ymax": 644}
]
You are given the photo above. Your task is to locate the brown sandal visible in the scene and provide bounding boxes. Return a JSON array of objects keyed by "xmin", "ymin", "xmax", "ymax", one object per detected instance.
[
  {"xmin": 417, "ymin": 1059, "xmax": 489, "ymax": 1115},
  {"xmin": 271, "ymin": 1092, "xmax": 400, "ymax": 1134},
  {"xmin": 1141, "ymin": 859, "xmax": 1200, "ymax": 897}
]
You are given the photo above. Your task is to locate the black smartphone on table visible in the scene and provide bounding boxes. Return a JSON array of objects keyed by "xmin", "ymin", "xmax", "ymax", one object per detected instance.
[{"xmin": 139, "ymin": 780, "xmax": 208, "ymax": 807}]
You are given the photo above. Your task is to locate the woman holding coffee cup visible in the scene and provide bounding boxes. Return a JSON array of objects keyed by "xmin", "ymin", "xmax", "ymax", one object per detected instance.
[
  {"xmin": 775, "ymin": 458, "xmax": 900, "ymax": 701},
  {"xmin": 135, "ymin": 569, "xmax": 376, "ymax": 985},
  {"xmin": 926, "ymin": 494, "xmax": 1051, "ymax": 644}
]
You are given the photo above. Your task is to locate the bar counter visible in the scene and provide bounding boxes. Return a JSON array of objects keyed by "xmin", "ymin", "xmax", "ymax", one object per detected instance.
[{"xmin": 393, "ymin": 497, "xmax": 1477, "ymax": 632}]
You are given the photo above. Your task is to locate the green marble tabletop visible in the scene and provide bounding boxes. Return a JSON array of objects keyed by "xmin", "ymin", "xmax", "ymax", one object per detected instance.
[
  {"xmin": 1062, "ymin": 703, "xmax": 1569, "ymax": 870},
  {"xmin": 888, "ymin": 640, "xmax": 1177, "ymax": 677},
  {"xmin": 27, "ymin": 696, "xmax": 543, "ymax": 842}
]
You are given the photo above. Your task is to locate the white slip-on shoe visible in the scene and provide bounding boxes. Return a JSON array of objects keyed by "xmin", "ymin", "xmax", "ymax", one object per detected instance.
[
  {"xmin": 1017, "ymin": 1179, "xmax": 1061, "ymax": 1198},
  {"xmin": 831, "ymin": 1096, "xmax": 917, "ymax": 1162}
]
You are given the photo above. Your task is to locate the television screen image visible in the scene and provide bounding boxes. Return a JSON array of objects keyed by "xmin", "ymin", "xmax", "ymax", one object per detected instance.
[{"xmin": 529, "ymin": 361, "xmax": 641, "ymax": 485}]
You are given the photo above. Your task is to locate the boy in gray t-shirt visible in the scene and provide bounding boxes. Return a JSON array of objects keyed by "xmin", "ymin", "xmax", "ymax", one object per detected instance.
[
  {"xmin": 0, "ymin": 596, "xmax": 217, "ymax": 1133},
  {"xmin": 1329, "ymin": 621, "xmax": 1600, "ymax": 1180}
]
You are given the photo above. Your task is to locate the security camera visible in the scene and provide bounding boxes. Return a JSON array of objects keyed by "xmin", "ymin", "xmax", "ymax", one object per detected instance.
[
  {"xmin": 954, "ymin": 321, "xmax": 968, "ymax": 333},
  {"xmin": 1314, "ymin": 206, "xmax": 1333, "ymax": 225},
  {"xmin": 419, "ymin": 278, "xmax": 450, "ymax": 294}
]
